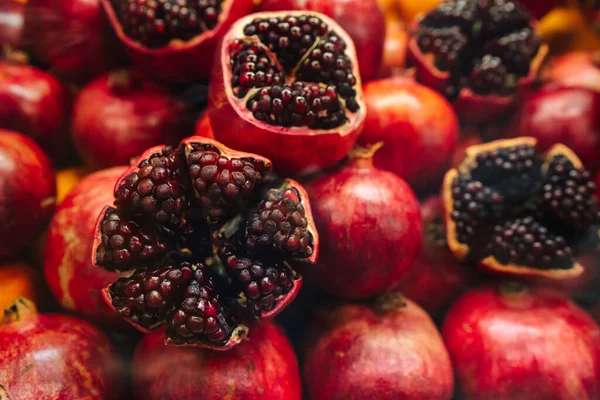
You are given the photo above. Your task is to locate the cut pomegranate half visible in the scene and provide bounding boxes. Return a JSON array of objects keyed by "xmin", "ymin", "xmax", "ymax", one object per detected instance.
[
  {"xmin": 208, "ymin": 11, "xmax": 366, "ymax": 174},
  {"xmin": 92, "ymin": 136, "xmax": 318, "ymax": 350}
]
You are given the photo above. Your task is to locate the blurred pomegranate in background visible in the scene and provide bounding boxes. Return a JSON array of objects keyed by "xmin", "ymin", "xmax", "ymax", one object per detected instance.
[
  {"xmin": 0, "ymin": 0, "xmax": 25, "ymax": 49},
  {"xmin": 44, "ymin": 167, "xmax": 126, "ymax": 324},
  {"xmin": 0, "ymin": 61, "xmax": 70, "ymax": 162},
  {"xmin": 0, "ymin": 298, "xmax": 124, "ymax": 400},
  {"xmin": 546, "ymin": 51, "xmax": 600, "ymax": 92},
  {"xmin": 0, "ymin": 131, "xmax": 56, "ymax": 260},
  {"xmin": 194, "ymin": 113, "xmax": 216, "ymax": 140},
  {"xmin": 379, "ymin": 20, "xmax": 408, "ymax": 76},
  {"xmin": 0, "ymin": 262, "xmax": 41, "ymax": 311},
  {"xmin": 132, "ymin": 322, "xmax": 301, "ymax": 400},
  {"xmin": 359, "ymin": 77, "xmax": 459, "ymax": 191},
  {"xmin": 72, "ymin": 70, "xmax": 193, "ymax": 170},
  {"xmin": 519, "ymin": 0, "xmax": 562, "ymax": 19},
  {"xmin": 303, "ymin": 295, "xmax": 454, "ymax": 400}
]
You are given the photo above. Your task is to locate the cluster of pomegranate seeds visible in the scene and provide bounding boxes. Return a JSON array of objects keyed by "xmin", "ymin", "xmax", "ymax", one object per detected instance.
[
  {"xmin": 94, "ymin": 138, "xmax": 316, "ymax": 348},
  {"xmin": 230, "ymin": 41, "xmax": 284, "ymax": 98},
  {"xmin": 415, "ymin": 0, "xmax": 541, "ymax": 98},
  {"xmin": 116, "ymin": 0, "xmax": 224, "ymax": 48}
]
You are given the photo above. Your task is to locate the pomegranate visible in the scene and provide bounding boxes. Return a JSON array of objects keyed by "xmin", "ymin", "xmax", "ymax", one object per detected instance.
[
  {"xmin": 0, "ymin": 298, "xmax": 124, "ymax": 399},
  {"xmin": 359, "ymin": 77, "xmax": 459, "ymax": 191},
  {"xmin": 72, "ymin": 70, "xmax": 193, "ymax": 170},
  {"xmin": 195, "ymin": 113, "xmax": 216, "ymax": 140},
  {"xmin": 546, "ymin": 51, "xmax": 600, "ymax": 92},
  {"xmin": 0, "ymin": 131, "xmax": 56, "ymax": 260},
  {"xmin": 407, "ymin": 0, "xmax": 548, "ymax": 122},
  {"xmin": 444, "ymin": 137, "xmax": 600, "ymax": 280},
  {"xmin": 303, "ymin": 294, "xmax": 454, "ymax": 400},
  {"xmin": 509, "ymin": 85, "xmax": 600, "ymax": 171},
  {"xmin": 208, "ymin": 11, "xmax": 366, "ymax": 174},
  {"xmin": 399, "ymin": 196, "xmax": 476, "ymax": 317},
  {"xmin": 305, "ymin": 147, "xmax": 421, "ymax": 300},
  {"xmin": 0, "ymin": 61, "xmax": 70, "ymax": 162},
  {"xmin": 444, "ymin": 284, "xmax": 600, "ymax": 399},
  {"xmin": 44, "ymin": 166, "xmax": 127, "ymax": 324},
  {"xmin": 101, "ymin": 0, "xmax": 254, "ymax": 83},
  {"xmin": 256, "ymin": 0, "xmax": 386, "ymax": 82},
  {"xmin": 91, "ymin": 136, "xmax": 318, "ymax": 349},
  {"xmin": 21, "ymin": 0, "xmax": 124, "ymax": 82},
  {"xmin": 133, "ymin": 322, "xmax": 301, "ymax": 399},
  {"xmin": 0, "ymin": 0, "xmax": 25, "ymax": 49}
]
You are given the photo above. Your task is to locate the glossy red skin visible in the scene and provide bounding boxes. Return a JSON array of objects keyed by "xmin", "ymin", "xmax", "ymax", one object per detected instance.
[
  {"xmin": 0, "ymin": 131, "xmax": 55, "ymax": 260},
  {"xmin": 194, "ymin": 113, "xmax": 216, "ymax": 139},
  {"xmin": 509, "ymin": 86, "xmax": 600, "ymax": 171},
  {"xmin": 132, "ymin": 323, "xmax": 302, "ymax": 400},
  {"xmin": 72, "ymin": 71, "xmax": 191, "ymax": 169},
  {"xmin": 256, "ymin": 0, "xmax": 385, "ymax": 81},
  {"xmin": 0, "ymin": 0, "xmax": 24, "ymax": 48},
  {"xmin": 443, "ymin": 285, "xmax": 600, "ymax": 400},
  {"xmin": 0, "ymin": 307, "xmax": 123, "ymax": 399},
  {"xmin": 44, "ymin": 167, "xmax": 126, "ymax": 324},
  {"xmin": 22, "ymin": 0, "xmax": 123, "ymax": 82},
  {"xmin": 399, "ymin": 196, "xmax": 475, "ymax": 317},
  {"xmin": 547, "ymin": 51, "xmax": 600, "ymax": 92},
  {"xmin": 303, "ymin": 298, "xmax": 454, "ymax": 400},
  {"xmin": 306, "ymin": 157, "xmax": 422, "ymax": 299},
  {"xmin": 101, "ymin": 0, "xmax": 255, "ymax": 83},
  {"xmin": 359, "ymin": 77, "xmax": 459, "ymax": 191},
  {"xmin": 0, "ymin": 62, "xmax": 70, "ymax": 161}
]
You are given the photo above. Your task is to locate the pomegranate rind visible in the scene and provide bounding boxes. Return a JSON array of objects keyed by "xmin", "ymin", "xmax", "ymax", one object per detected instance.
[
  {"xmin": 100, "ymin": 0, "xmax": 256, "ymax": 82},
  {"xmin": 208, "ymin": 11, "xmax": 367, "ymax": 174},
  {"xmin": 164, "ymin": 324, "xmax": 249, "ymax": 351}
]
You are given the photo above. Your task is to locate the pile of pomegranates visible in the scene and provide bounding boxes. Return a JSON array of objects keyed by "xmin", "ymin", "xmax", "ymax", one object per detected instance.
[{"xmin": 3, "ymin": 0, "xmax": 600, "ymax": 398}]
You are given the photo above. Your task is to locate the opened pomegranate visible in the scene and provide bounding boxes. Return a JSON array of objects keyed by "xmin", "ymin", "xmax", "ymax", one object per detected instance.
[
  {"xmin": 72, "ymin": 70, "xmax": 193, "ymax": 170},
  {"xmin": 509, "ymin": 86, "xmax": 600, "ymax": 172},
  {"xmin": 256, "ymin": 0, "xmax": 386, "ymax": 82},
  {"xmin": 546, "ymin": 51, "xmax": 600, "ymax": 92},
  {"xmin": 22, "ymin": 0, "xmax": 124, "ymax": 82},
  {"xmin": 444, "ymin": 284, "xmax": 600, "ymax": 399},
  {"xmin": 303, "ymin": 294, "xmax": 454, "ymax": 400},
  {"xmin": 44, "ymin": 167, "xmax": 127, "ymax": 324},
  {"xmin": 0, "ymin": 61, "xmax": 70, "ymax": 162},
  {"xmin": 133, "ymin": 322, "xmax": 301, "ymax": 399},
  {"xmin": 407, "ymin": 0, "xmax": 548, "ymax": 122},
  {"xmin": 0, "ymin": 298, "xmax": 124, "ymax": 399},
  {"xmin": 0, "ymin": 131, "xmax": 56, "ymax": 260},
  {"xmin": 305, "ymin": 147, "xmax": 421, "ymax": 300},
  {"xmin": 208, "ymin": 11, "xmax": 366, "ymax": 174},
  {"xmin": 91, "ymin": 136, "xmax": 318, "ymax": 349},
  {"xmin": 359, "ymin": 77, "xmax": 459, "ymax": 191},
  {"xmin": 399, "ymin": 196, "xmax": 476, "ymax": 318},
  {"xmin": 444, "ymin": 137, "xmax": 600, "ymax": 280},
  {"xmin": 101, "ymin": 0, "xmax": 254, "ymax": 83}
]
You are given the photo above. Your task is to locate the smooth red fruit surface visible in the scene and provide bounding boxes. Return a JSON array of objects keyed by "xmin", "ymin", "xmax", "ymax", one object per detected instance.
[
  {"xmin": 72, "ymin": 70, "xmax": 192, "ymax": 170},
  {"xmin": 0, "ymin": 0, "xmax": 25, "ymax": 48},
  {"xmin": 303, "ymin": 295, "xmax": 454, "ymax": 400},
  {"xmin": 208, "ymin": 11, "xmax": 366, "ymax": 174},
  {"xmin": 22, "ymin": 0, "xmax": 123, "ymax": 82},
  {"xmin": 509, "ymin": 86, "xmax": 600, "ymax": 171},
  {"xmin": 133, "ymin": 322, "xmax": 301, "ymax": 400},
  {"xmin": 306, "ymin": 151, "xmax": 422, "ymax": 299},
  {"xmin": 444, "ymin": 284, "xmax": 600, "ymax": 400},
  {"xmin": 101, "ymin": 0, "xmax": 254, "ymax": 83},
  {"xmin": 44, "ymin": 166, "xmax": 127, "ymax": 324},
  {"xmin": 195, "ymin": 113, "xmax": 216, "ymax": 140},
  {"xmin": 547, "ymin": 51, "xmax": 600, "ymax": 92},
  {"xmin": 359, "ymin": 77, "xmax": 459, "ymax": 190},
  {"xmin": 0, "ymin": 62, "xmax": 70, "ymax": 161},
  {"xmin": 399, "ymin": 196, "xmax": 475, "ymax": 317},
  {"xmin": 0, "ymin": 131, "xmax": 55, "ymax": 260},
  {"xmin": 0, "ymin": 298, "xmax": 123, "ymax": 400},
  {"xmin": 256, "ymin": 0, "xmax": 385, "ymax": 81}
]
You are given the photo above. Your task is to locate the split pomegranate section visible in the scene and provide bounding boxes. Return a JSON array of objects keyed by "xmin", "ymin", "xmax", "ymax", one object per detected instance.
[{"xmin": 92, "ymin": 136, "xmax": 318, "ymax": 349}]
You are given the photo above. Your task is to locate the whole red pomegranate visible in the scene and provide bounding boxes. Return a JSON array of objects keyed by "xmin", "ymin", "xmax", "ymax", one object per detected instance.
[
  {"xmin": 256, "ymin": 0, "xmax": 386, "ymax": 81},
  {"xmin": 444, "ymin": 284, "xmax": 600, "ymax": 399},
  {"xmin": 547, "ymin": 51, "xmax": 600, "ymax": 92},
  {"xmin": 72, "ymin": 70, "xmax": 193, "ymax": 170},
  {"xmin": 509, "ymin": 86, "xmax": 600, "ymax": 172},
  {"xmin": 359, "ymin": 77, "xmax": 459, "ymax": 191},
  {"xmin": 303, "ymin": 294, "xmax": 454, "ymax": 400},
  {"xmin": 133, "ymin": 322, "xmax": 301, "ymax": 399},
  {"xmin": 22, "ymin": 0, "xmax": 123, "ymax": 82},
  {"xmin": 0, "ymin": 62, "xmax": 70, "ymax": 161},
  {"xmin": 399, "ymin": 196, "xmax": 475, "ymax": 317},
  {"xmin": 0, "ymin": 131, "xmax": 56, "ymax": 260},
  {"xmin": 305, "ymin": 147, "xmax": 422, "ymax": 299},
  {"xmin": 0, "ymin": 0, "xmax": 24, "ymax": 48},
  {"xmin": 44, "ymin": 166, "xmax": 127, "ymax": 324},
  {"xmin": 0, "ymin": 298, "xmax": 124, "ymax": 399}
]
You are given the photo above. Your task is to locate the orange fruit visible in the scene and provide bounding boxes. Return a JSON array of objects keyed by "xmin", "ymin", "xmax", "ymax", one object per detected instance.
[
  {"xmin": 395, "ymin": 0, "xmax": 443, "ymax": 24},
  {"xmin": 0, "ymin": 262, "xmax": 39, "ymax": 311}
]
